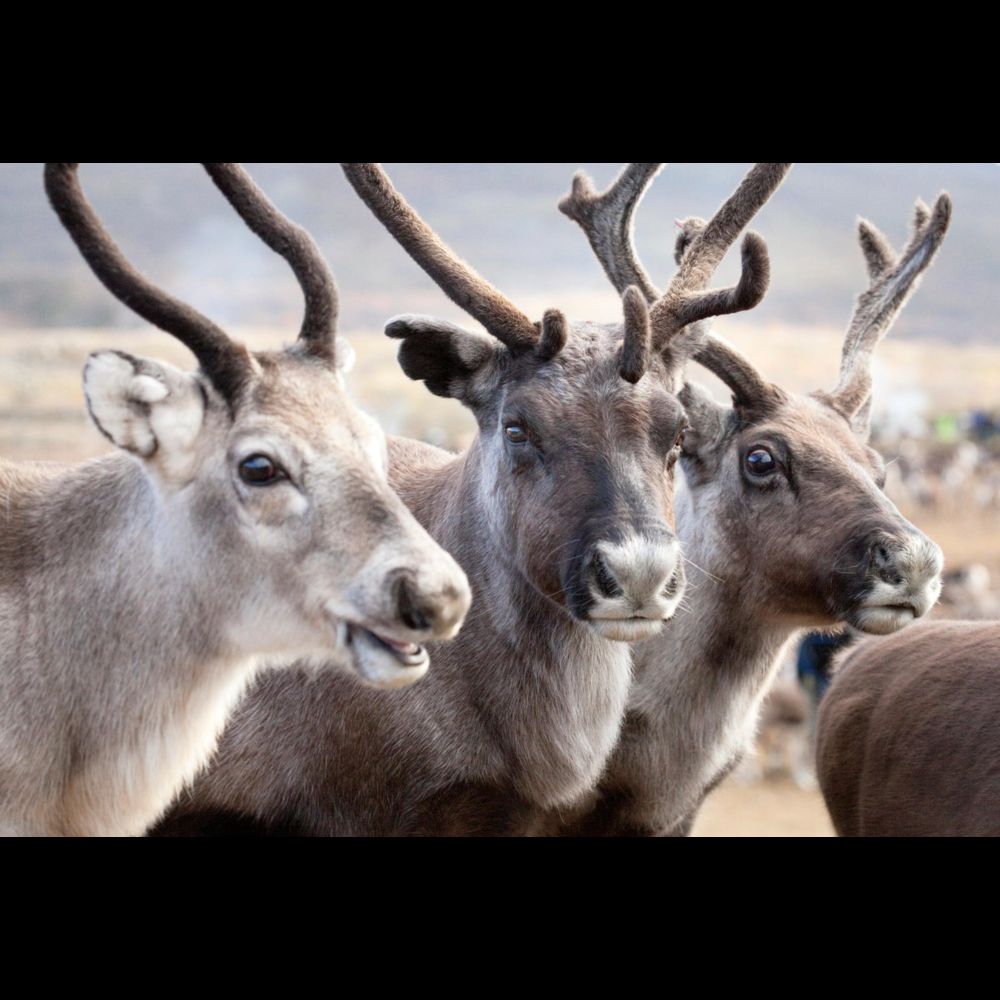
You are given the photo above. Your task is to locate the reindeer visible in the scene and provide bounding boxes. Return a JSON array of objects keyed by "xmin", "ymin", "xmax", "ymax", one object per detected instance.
[
  {"xmin": 151, "ymin": 161, "xmax": 789, "ymax": 836},
  {"xmin": 544, "ymin": 163, "xmax": 949, "ymax": 836},
  {"xmin": 817, "ymin": 620, "xmax": 1000, "ymax": 836},
  {"xmin": 0, "ymin": 163, "xmax": 470, "ymax": 836}
]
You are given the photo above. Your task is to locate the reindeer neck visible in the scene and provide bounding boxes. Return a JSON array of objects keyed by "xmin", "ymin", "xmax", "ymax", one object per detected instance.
[
  {"xmin": 388, "ymin": 434, "xmax": 634, "ymax": 810},
  {"xmin": 615, "ymin": 479, "xmax": 801, "ymax": 833},
  {"xmin": 1, "ymin": 455, "xmax": 265, "ymax": 835},
  {"xmin": 657, "ymin": 477, "xmax": 800, "ymax": 681}
]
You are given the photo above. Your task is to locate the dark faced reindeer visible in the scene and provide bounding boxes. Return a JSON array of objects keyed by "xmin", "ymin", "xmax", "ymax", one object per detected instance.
[
  {"xmin": 151, "ymin": 162, "xmax": 789, "ymax": 836},
  {"xmin": 547, "ymin": 163, "xmax": 949, "ymax": 836},
  {"xmin": 0, "ymin": 163, "xmax": 469, "ymax": 836},
  {"xmin": 817, "ymin": 620, "xmax": 1000, "ymax": 836}
]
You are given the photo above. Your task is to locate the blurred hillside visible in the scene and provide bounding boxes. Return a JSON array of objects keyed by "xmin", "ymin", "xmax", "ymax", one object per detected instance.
[{"xmin": 1, "ymin": 163, "xmax": 996, "ymax": 343}]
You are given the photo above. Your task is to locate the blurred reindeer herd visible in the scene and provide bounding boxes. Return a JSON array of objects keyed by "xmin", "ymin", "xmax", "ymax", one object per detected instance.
[{"xmin": 0, "ymin": 163, "xmax": 995, "ymax": 837}]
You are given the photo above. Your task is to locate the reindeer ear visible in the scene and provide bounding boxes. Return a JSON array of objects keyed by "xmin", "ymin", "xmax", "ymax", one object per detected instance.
[
  {"xmin": 679, "ymin": 381, "xmax": 729, "ymax": 462},
  {"xmin": 84, "ymin": 351, "xmax": 206, "ymax": 475},
  {"xmin": 850, "ymin": 394, "xmax": 874, "ymax": 442},
  {"xmin": 386, "ymin": 315, "xmax": 501, "ymax": 404}
]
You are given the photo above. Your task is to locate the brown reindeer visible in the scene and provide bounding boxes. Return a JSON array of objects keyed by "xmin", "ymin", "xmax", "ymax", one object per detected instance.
[
  {"xmin": 0, "ymin": 163, "xmax": 469, "ymax": 836},
  {"xmin": 151, "ymin": 162, "xmax": 789, "ymax": 836},
  {"xmin": 545, "ymin": 163, "xmax": 949, "ymax": 836},
  {"xmin": 817, "ymin": 620, "xmax": 1000, "ymax": 836}
]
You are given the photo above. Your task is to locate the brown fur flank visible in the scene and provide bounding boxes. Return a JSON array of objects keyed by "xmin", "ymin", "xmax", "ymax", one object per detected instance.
[{"xmin": 817, "ymin": 621, "xmax": 1000, "ymax": 837}]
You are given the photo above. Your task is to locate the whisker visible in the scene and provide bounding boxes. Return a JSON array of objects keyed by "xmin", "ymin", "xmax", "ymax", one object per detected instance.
[{"xmin": 682, "ymin": 554, "xmax": 725, "ymax": 584}]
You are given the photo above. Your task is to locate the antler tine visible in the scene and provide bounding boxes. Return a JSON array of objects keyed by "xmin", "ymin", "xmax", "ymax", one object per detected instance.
[
  {"xmin": 559, "ymin": 164, "xmax": 664, "ymax": 303},
  {"xmin": 341, "ymin": 164, "xmax": 538, "ymax": 353},
  {"xmin": 648, "ymin": 163, "xmax": 791, "ymax": 348},
  {"xmin": 203, "ymin": 164, "xmax": 338, "ymax": 362},
  {"xmin": 560, "ymin": 163, "xmax": 787, "ymax": 407},
  {"xmin": 44, "ymin": 163, "xmax": 252, "ymax": 401},
  {"xmin": 832, "ymin": 193, "xmax": 952, "ymax": 416},
  {"xmin": 857, "ymin": 220, "xmax": 896, "ymax": 282}
]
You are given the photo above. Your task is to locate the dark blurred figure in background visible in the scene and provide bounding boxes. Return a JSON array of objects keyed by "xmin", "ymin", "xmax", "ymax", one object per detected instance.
[{"xmin": 797, "ymin": 630, "xmax": 855, "ymax": 704}]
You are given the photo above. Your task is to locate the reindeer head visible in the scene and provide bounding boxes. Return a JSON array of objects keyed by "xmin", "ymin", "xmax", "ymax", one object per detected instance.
[
  {"xmin": 45, "ymin": 163, "xmax": 471, "ymax": 687},
  {"xmin": 563, "ymin": 163, "xmax": 946, "ymax": 635},
  {"xmin": 344, "ymin": 164, "xmax": 787, "ymax": 641}
]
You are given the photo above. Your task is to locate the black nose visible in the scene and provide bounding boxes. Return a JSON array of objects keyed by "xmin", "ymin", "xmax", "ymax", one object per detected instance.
[
  {"xmin": 871, "ymin": 540, "xmax": 903, "ymax": 585},
  {"xmin": 394, "ymin": 575, "xmax": 432, "ymax": 632},
  {"xmin": 590, "ymin": 550, "xmax": 624, "ymax": 599}
]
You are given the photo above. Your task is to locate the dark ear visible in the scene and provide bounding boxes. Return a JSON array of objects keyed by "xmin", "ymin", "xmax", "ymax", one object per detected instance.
[
  {"xmin": 679, "ymin": 381, "xmax": 729, "ymax": 463},
  {"xmin": 386, "ymin": 314, "xmax": 501, "ymax": 403}
]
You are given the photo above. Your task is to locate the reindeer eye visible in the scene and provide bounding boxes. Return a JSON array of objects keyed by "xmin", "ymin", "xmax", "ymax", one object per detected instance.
[
  {"xmin": 504, "ymin": 424, "xmax": 528, "ymax": 444},
  {"xmin": 745, "ymin": 447, "xmax": 776, "ymax": 476},
  {"xmin": 239, "ymin": 454, "xmax": 285, "ymax": 486}
]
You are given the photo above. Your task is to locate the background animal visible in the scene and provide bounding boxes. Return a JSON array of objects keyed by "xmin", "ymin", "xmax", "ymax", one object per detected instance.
[{"xmin": 817, "ymin": 620, "xmax": 1000, "ymax": 836}]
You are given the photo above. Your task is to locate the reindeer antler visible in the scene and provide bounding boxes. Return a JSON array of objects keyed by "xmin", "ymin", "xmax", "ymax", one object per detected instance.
[
  {"xmin": 44, "ymin": 163, "xmax": 253, "ymax": 401},
  {"xmin": 832, "ymin": 193, "xmax": 951, "ymax": 416},
  {"xmin": 202, "ymin": 163, "xmax": 339, "ymax": 362},
  {"xmin": 342, "ymin": 164, "xmax": 539, "ymax": 353},
  {"xmin": 559, "ymin": 164, "xmax": 664, "ymax": 303},
  {"xmin": 561, "ymin": 163, "xmax": 790, "ymax": 404}
]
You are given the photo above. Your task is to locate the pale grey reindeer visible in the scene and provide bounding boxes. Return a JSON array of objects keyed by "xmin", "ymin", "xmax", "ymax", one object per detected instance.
[
  {"xmin": 817, "ymin": 620, "xmax": 1000, "ymax": 836},
  {"xmin": 151, "ymin": 161, "xmax": 789, "ymax": 836},
  {"xmin": 545, "ymin": 163, "xmax": 949, "ymax": 836},
  {"xmin": 0, "ymin": 162, "xmax": 469, "ymax": 837}
]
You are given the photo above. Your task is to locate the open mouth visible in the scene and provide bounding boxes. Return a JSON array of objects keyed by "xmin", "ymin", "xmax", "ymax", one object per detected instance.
[
  {"xmin": 342, "ymin": 623, "xmax": 430, "ymax": 689},
  {"xmin": 361, "ymin": 629, "xmax": 428, "ymax": 667}
]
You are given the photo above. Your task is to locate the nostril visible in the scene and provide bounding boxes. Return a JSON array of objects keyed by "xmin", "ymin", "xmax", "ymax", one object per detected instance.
[
  {"xmin": 591, "ymin": 552, "xmax": 623, "ymax": 599},
  {"xmin": 662, "ymin": 572, "xmax": 681, "ymax": 599},
  {"xmin": 871, "ymin": 542, "xmax": 903, "ymax": 585},
  {"xmin": 395, "ymin": 576, "xmax": 432, "ymax": 632}
]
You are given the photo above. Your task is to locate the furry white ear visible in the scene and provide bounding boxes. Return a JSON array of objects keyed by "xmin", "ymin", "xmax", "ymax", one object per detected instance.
[{"xmin": 84, "ymin": 351, "xmax": 206, "ymax": 473}]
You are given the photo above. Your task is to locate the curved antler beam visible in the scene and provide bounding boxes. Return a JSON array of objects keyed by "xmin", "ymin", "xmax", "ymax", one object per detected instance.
[
  {"xmin": 45, "ymin": 163, "xmax": 252, "ymax": 401},
  {"xmin": 832, "ymin": 192, "xmax": 952, "ymax": 416},
  {"xmin": 342, "ymin": 163, "xmax": 539, "ymax": 353},
  {"xmin": 203, "ymin": 163, "xmax": 339, "ymax": 362}
]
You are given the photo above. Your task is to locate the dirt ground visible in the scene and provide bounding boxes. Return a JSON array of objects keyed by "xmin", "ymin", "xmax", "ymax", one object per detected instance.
[{"xmin": 692, "ymin": 777, "xmax": 834, "ymax": 837}]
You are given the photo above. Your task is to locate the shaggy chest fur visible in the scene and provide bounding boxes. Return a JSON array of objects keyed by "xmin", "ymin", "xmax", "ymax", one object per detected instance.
[
  {"xmin": 624, "ymin": 613, "xmax": 796, "ymax": 833},
  {"xmin": 58, "ymin": 657, "xmax": 262, "ymax": 837},
  {"xmin": 0, "ymin": 458, "xmax": 268, "ymax": 836}
]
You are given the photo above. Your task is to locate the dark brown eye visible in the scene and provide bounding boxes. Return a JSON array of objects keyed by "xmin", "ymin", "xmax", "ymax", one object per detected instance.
[
  {"xmin": 239, "ymin": 454, "xmax": 284, "ymax": 486},
  {"xmin": 504, "ymin": 424, "xmax": 528, "ymax": 444},
  {"xmin": 745, "ymin": 447, "xmax": 776, "ymax": 476}
]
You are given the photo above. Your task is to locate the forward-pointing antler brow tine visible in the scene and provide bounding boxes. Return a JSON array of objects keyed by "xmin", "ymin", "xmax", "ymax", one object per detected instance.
[
  {"xmin": 44, "ymin": 163, "xmax": 253, "ymax": 401},
  {"xmin": 832, "ymin": 193, "xmax": 952, "ymax": 416},
  {"xmin": 649, "ymin": 164, "xmax": 789, "ymax": 347},
  {"xmin": 203, "ymin": 163, "xmax": 339, "ymax": 362},
  {"xmin": 341, "ymin": 164, "xmax": 539, "ymax": 353}
]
